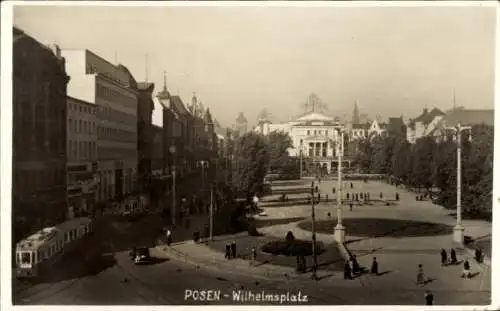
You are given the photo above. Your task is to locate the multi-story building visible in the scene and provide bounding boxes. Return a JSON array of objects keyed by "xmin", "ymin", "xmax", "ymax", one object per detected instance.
[
  {"xmin": 13, "ymin": 27, "xmax": 69, "ymax": 241},
  {"xmin": 61, "ymin": 49, "xmax": 139, "ymax": 211},
  {"xmin": 136, "ymin": 82, "xmax": 155, "ymax": 208},
  {"xmin": 66, "ymin": 96, "xmax": 98, "ymax": 218}
]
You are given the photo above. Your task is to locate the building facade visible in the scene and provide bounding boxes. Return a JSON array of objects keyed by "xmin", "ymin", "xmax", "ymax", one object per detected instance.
[
  {"xmin": 406, "ymin": 108, "xmax": 445, "ymax": 143},
  {"xmin": 13, "ymin": 27, "xmax": 69, "ymax": 241},
  {"xmin": 66, "ymin": 96, "xmax": 98, "ymax": 218},
  {"xmin": 61, "ymin": 49, "xmax": 139, "ymax": 211},
  {"xmin": 136, "ymin": 82, "xmax": 155, "ymax": 208}
]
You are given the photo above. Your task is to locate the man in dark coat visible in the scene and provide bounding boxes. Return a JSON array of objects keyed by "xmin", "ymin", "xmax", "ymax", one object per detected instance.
[
  {"xmin": 450, "ymin": 248, "xmax": 457, "ymax": 264},
  {"xmin": 344, "ymin": 260, "xmax": 352, "ymax": 280},
  {"xmin": 440, "ymin": 249, "xmax": 448, "ymax": 266},
  {"xmin": 231, "ymin": 241, "xmax": 237, "ymax": 259},
  {"xmin": 371, "ymin": 257, "xmax": 379, "ymax": 275},
  {"xmin": 424, "ymin": 291, "xmax": 434, "ymax": 305},
  {"xmin": 225, "ymin": 244, "xmax": 231, "ymax": 259}
]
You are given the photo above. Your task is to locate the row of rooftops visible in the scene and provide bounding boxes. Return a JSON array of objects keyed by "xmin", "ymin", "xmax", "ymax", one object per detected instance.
[{"xmin": 408, "ymin": 107, "xmax": 494, "ymax": 129}]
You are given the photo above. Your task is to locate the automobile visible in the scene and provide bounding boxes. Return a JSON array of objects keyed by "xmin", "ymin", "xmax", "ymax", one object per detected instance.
[{"xmin": 133, "ymin": 247, "xmax": 152, "ymax": 265}]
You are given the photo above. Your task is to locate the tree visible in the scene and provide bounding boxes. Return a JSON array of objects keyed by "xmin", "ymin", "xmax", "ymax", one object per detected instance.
[
  {"xmin": 411, "ymin": 136, "xmax": 436, "ymax": 194},
  {"xmin": 354, "ymin": 138, "xmax": 373, "ymax": 173},
  {"xmin": 267, "ymin": 131, "xmax": 293, "ymax": 173},
  {"xmin": 391, "ymin": 138, "xmax": 411, "ymax": 184},
  {"xmin": 232, "ymin": 132, "xmax": 269, "ymax": 199}
]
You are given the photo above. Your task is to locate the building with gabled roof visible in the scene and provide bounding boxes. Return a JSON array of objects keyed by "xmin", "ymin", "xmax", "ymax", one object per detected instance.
[{"xmin": 406, "ymin": 108, "xmax": 445, "ymax": 143}]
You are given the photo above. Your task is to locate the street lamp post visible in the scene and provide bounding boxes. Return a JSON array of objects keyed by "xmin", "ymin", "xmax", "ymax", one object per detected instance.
[
  {"xmin": 209, "ymin": 183, "xmax": 214, "ymax": 242},
  {"xmin": 311, "ymin": 181, "xmax": 318, "ymax": 280},
  {"xmin": 334, "ymin": 128, "xmax": 346, "ymax": 243},
  {"xmin": 446, "ymin": 123, "xmax": 472, "ymax": 246},
  {"xmin": 169, "ymin": 145, "xmax": 177, "ymax": 226},
  {"xmin": 299, "ymin": 144, "xmax": 304, "ymax": 179}
]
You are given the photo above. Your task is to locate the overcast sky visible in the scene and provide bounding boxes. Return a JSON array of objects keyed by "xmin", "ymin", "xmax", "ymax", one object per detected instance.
[{"xmin": 14, "ymin": 5, "xmax": 496, "ymax": 127}]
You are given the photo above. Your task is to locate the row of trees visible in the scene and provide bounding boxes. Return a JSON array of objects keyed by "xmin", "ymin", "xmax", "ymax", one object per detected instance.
[
  {"xmin": 355, "ymin": 124, "xmax": 493, "ymax": 217},
  {"xmin": 229, "ymin": 131, "xmax": 295, "ymax": 199}
]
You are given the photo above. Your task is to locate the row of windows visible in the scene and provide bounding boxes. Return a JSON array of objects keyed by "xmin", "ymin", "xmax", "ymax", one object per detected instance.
[
  {"xmin": 68, "ymin": 140, "xmax": 97, "ymax": 161},
  {"xmin": 98, "ymin": 126, "xmax": 136, "ymax": 143},
  {"xmin": 68, "ymin": 102, "xmax": 96, "ymax": 115},
  {"xmin": 96, "ymin": 84, "xmax": 136, "ymax": 110},
  {"xmin": 15, "ymin": 168, "xmax": 65, "ymax": 194},
  {"xmin": 99, "ymin": 106, "xmax": 136, "ymax": 127},
  {"xmin": 307, "ymin": 129, "xmax": 330, "ymax": 136},
  {"xmin": 68, "ymin": 118, "xmax": 97, "ymax": 135},
  {"xmin": 98, "ymin": 146, "xmax": 137, "ymax": 161}
]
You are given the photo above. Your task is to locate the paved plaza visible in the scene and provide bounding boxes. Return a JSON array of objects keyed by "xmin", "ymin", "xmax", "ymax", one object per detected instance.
[{"xmin": 160, "ymin": 178, "xmax": 492, "ymax": 305}]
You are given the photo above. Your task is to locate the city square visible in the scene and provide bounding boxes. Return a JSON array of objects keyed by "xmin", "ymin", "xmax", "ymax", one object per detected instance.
[{"xmin": 4, "ymin": 2, "xmax": 496, "ymax": 308}]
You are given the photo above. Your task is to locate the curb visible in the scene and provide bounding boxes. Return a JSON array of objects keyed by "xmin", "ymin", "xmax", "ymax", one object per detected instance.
[{"xmin": 156, "ymin": 244, "xmax": 292, "ymax": 282}]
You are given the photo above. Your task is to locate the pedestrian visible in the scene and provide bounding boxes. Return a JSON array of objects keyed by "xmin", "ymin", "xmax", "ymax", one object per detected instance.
[
  {"xmin": 350, "ymin": 182, "xmax": 353, "ymax": 189},
  {"xmin": 371, "ymin": 257, "xmax": 379, "ymax": 275},
  {"xmin": 250, "ymin": 248, "xmax": 257, "ymax": 266},
  {"xmin": 166, "ymin": 229, "xmax": 172, "ymax": 246},
  {"xmin": 355, "ymin": 193, "xmax": 359, "ymax": 201},
  {"xmin": 231, "ymin": 241, "xmax": 237, "ymax": 259},
  {"xmin": 462, "ymin": 260, "xmax": 471, "ymax": 278},
  {"xmin": 332, "ymin": 187, "xmax": 336, "ymax": 194},
  {"xmin": 395, "ymin": 193, "xmax": 399, "ymax": 201},
  {"xmin": 475, "ymin": 248, "xmax": 483, "ymax": 263},
  {"xmin": 351, "ymin": 255, "xmax": 360, "ymax": 275},
  {"xmin": 346, "ymin": 193, "xmax": 350, "ymax": 200},
  {"xmin": 379, "ymin": 192, "xmax": 383, "ymax": 199},
  {"xmin": 450, "ymin": 248, "xmax": 457, "ymax": 265},
  {"xmin": 344, "ymin": 260, "xmax": 352, "ymax": 280},
  {"xmin": 417, "ymin": 264, "xmax": 425, "ymax": 285},
  {"xmin": 225, "ymin": 243, "xmax": 231, "ymax": 259},
  {"xmin": 440, "ymin": 248, "xmax": 448, "ymax": 266},
  {"xmin": 424, "ymin": 291, "xmax": 434, "ymax": 305},
  {"xmin": 350, "ymin": 203, "xmax": 353, "ymax": 212}
]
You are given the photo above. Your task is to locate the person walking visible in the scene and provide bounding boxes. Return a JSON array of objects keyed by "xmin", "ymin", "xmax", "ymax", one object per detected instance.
[
  {"xmin": 440, "ymin": 249, "xmax": 448, "ymax": 266},
  {"xmin": 371, "ymin": 257, "xmax": 379, "ymax": 275},
  {"xmin": 231, "ymin": 241, "xmax": 237, "ymax": 259},
  {"xmin": 424, "ymin": 291, "xmax": 434, "ymax": 305},
  {"xmin": 350, "ymin": 182, "xmax": 353, "ymax": 189},
  {"xmin": 462, "ymin": 260, "xmax": 471, "ymax": 278},
  {"xmin": 166, "ymin": 229, "xmax": 172, "ymax": 246},
  {"xmin": 344, "ymin": 260, "xmax": 352, "ymax": 280},
  {"xmin": 250, "ymin": 248, "xmax": 257, "ymax": 266},
  {"xmin": 225, "ymin": 243, "xmax": 231, "ymax": 259},
  {"xmin": 417, "ymin": 264, "xmax": 425, "ymax": 285},
  {"xmin": 351, "ymin": 255, "xmax": 360, "ymax": 275},
  {"xmin": 450, "ymin": 248, "xmax": 457, "ymax": 265}
]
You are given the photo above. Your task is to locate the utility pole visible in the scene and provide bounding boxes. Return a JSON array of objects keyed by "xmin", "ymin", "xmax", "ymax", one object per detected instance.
[
  {"xmin": 334, "ymin": 128, "xmax": 345, "ymax": 243},
  {"xmin": 299, "ymin": 146, "xmax": 303, "ymax": 179},
  {"xmin": 209, "ymin": 183, "xmax": 214, "ymax": 242},
  {"xmin": 311, "ymin": 181, "xmax": 318, "ymax": 280}
]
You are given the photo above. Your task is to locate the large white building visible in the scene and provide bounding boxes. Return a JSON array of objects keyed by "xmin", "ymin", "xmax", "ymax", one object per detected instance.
[{"xmin": 61, "ymin": 49, "xmax": 139, "ymax": 209}]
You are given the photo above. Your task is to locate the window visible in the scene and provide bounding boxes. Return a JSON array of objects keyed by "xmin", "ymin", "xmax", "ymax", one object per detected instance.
[
  {"xmin": 21, "ymin": 252, "xmax": 31, "ymax": 265},
  {"xmin": 68, "ymin": 119, "xmax": 73, "ymax": 133},
  {"xmin": 307, "ymin": 130, "xmax": 310, "ymax": 136}
]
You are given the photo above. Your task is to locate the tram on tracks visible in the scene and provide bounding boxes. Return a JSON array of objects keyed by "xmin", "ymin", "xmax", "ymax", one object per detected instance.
[{"xmin": 15, "ymin": 217, "xmax": 94, "ymax": 279}]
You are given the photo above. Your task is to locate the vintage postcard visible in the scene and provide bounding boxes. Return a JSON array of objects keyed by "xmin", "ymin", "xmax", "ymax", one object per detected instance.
[{"xmin": 1, "ymin": 1, "xmax": 498, "ymax": 309}]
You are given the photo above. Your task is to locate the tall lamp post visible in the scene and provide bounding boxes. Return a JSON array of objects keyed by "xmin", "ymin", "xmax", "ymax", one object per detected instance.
[
  {"xmin": 169, "ymin": 145, "xmax": 177, "ymax": 225},
  {"xmin": 311, "ymin": 181, "xmax": 319, "ymax": 280},
  {"xmin": 334, "ymin": 128, "xmax": 346, "ymax": 243},
  {"xmin": 445, "ymin": 123, "xmax": 472, "ymax": 246},
  {"xmin": 299, "ymin": 143, "xmax": 304, "ymax": 179}
]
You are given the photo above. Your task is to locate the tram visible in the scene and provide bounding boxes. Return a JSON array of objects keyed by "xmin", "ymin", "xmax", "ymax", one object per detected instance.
[{"xmin": 15, "ymin": 217, "xmax": 93, "ymax": 279}]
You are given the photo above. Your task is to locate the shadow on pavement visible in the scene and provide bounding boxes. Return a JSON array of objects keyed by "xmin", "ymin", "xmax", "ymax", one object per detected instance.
[
  {"xmin": 271, "ymin": 188, "xmax": 311, "ymax": 195},
  {"xmin": 253, "ymin": 216, "xmax": 306, "ymax": 228},
  {"xmin": 298, "ymin": 218, "xmax": 453, "ymax": 238},
  {"xmin": 32, "ymin": 254, "xmax": 117, "ymax": 285},
  {"xmin": 271, "ymin": 180, "xmax": 310, "ymax": 187}
]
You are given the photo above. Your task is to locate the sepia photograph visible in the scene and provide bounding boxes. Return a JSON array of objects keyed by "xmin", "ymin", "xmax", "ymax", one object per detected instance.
[{"xmin": 2, "ymin": 1, "xmax": 497, "ymax": 308}]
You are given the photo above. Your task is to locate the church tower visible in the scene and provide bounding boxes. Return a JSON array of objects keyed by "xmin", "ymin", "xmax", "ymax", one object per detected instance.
[{"xmin": 352, "ymin": 100, "xmax": 360, "ymax": 125}]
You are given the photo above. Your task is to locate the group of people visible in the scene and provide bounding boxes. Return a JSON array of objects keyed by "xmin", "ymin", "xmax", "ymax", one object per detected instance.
[
  {"xmin": 440, "ymin": 248, "xmax": 473, "ymax": 278},
  {"xmin": 224, "ymin": 241, "xmax": 238, "ymax": 259}
]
